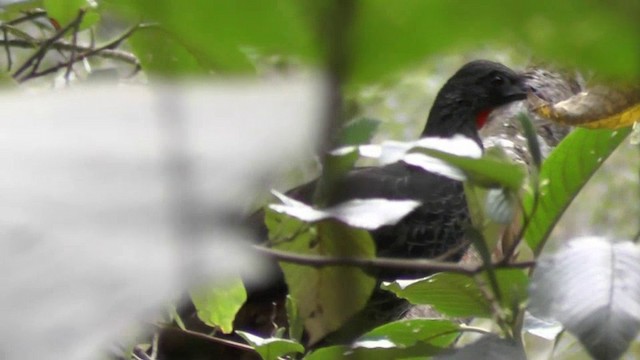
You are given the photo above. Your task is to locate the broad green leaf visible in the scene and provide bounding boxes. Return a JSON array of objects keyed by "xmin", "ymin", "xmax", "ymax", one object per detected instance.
[
  {"xmin": 189, "ymin": 277, "xmax": 247, "ymax": 334},
  {"xmin": 383, "ymin": 273, "xmax": 491, "ymax": 317},
  {"xmin": 416, "ymin": 148, "xmax": 526, "ymax": 190},
  {"xmin": 347, "ymin": 1, "xmax": 639, "ymax": 87},
  {"xmin": 382, "ymin": 270, "xmax": 528, "ymax": 318},
  {"xmin": 105, "ymin": 0, "xmax": 317, "ymax": 75},
  {"xmin": 237, "ymin": 331, "xmax": 304, "ymax": 360},
  {"xmin": 355, "ymin": 319, "xmax": 460, "ymax": 348},
  {"xmin": 267, "ymin": 211, "xmax": 376, "ymax": 344},
  {"xmin": 304, "ymin": 345, "xmax": 349, "ymax": 360},
  {"xmin": 530, "ymin": 87, "xmax": 640, "ymax": 129},
  {"xmin": 43, "ymin": 0, "xmax": 98, "ymax": 29},
  {"xmin": 126, "ymin": 28, "xmax": 207, "ymax": 76},
  {"xmin": 523, "ymin": 127, "xmax": 631, "ymax": 254},
  {"xmin": 338, "ymin": 117, "xmax": 381, "ymax": 146},
  {"xmin": 0, "ymin": 0, "xmax": 42, "ymax": 14}
]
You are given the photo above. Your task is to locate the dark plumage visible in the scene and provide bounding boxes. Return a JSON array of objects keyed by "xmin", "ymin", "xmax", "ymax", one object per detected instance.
[{"xmin": 288, "ymin": 60, "xmax": 528, "ymax": 274}]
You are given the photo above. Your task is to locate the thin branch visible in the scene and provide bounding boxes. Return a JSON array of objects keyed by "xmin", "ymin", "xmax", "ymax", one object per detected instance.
[
  {"xmin": 155, "ymin": 326, "xmax": 256, "ymax": 353},
  {"xmin": 64, "ymin": 10, "xmax": 85, "ymax": 83},
  {"xmin": 132, "ymin": 347, "xmax": 152, "ymax": 360},
  {"xmin": 254, "ymin": 245, "xmax": 535, "ymax": 275},
  {"xmin": 13, "ymin": 8, "xmax": 87, "ymax": 79},
  {"xmin": 6, "ymin": 10, "xmax": 48, "ymax": 26},
  {"xmin": 19, "ymin": 23, "xmax": 146, "ymax": 82},
  {"xmin": 2, "ymin": 27, "xmax": 11, "ymax": 72}
]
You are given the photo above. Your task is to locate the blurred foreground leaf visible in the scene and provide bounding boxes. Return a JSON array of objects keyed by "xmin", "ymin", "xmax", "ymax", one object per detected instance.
[{"xmin": 529, "ymin": 237, "xmax": 640, "ymax": 360}]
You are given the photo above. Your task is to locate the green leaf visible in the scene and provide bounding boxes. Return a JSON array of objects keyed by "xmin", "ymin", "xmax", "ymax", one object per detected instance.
[
  {"xmin": 347, "ymin": 1, "xmax": 639, "ymax": 87},
  {"xmin": 383, "ymin": 273, "xmax": 491, "ymax": 317},
  {"xmin": 382, "ymin": 270, "xmax": 529, "ymax": 318},
  {"xmin": 523, "ymin": 127, "xmax": 631, "ymax": 254},
  {"xmin": 416, "ymin": 148, "xmax": 526, "ymax": 190},
  {"xmin": 305, "ymin": 319, "xmax": 455, "ymax": 360},
  {"xmin": 286, "ymin": 295, "xmax": 304, "ymax": 343},
  {"xmin": 237, "ymin": 331, "xmax": 305, "ymax": 360},
  {"xmin": 359, "ymin": 318, "xmax": 459, "ymax": 348},
  {"xmin": 189, "ymin": 277, "xmax": 247, "ymax": 334},
  {"xmin": 338, "ymin": 117, "xmax": 381, "ymax": 146},
  {"xmin": 304, "ymin": 345, "xmax": 350, "ymax": 360},
  {"xmin": 106, "ymin": 0, "xmax": 317, "ymax": 75},
  {"xmin": 43, "ymin": 0, "xmax": 97, "ymax": 29},
  {"xmin": 0, "ymin": 0, "xmax": 42, "ymax": 14},
  {"xmin": 267, "ymin": 211, "xmax": 376, "ymax": 344},
  {"xmin": 126, "ymin": 28, "xmax": 207, "ymax": 76}
]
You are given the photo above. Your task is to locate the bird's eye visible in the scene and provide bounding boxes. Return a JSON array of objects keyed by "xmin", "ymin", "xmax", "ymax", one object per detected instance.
[{"xmin": 490, "ymin": 75, "xmax": 505, "ymax": 86}]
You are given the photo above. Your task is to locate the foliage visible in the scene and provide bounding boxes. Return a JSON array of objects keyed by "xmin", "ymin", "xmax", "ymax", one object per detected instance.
[{"xmin": 0, "ymin": 1, "xmax": 639, "ymax": 360}]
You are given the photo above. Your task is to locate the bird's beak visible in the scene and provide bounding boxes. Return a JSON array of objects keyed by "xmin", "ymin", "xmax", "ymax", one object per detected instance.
[{"xmin": 504, "ymin": 80, "xmax": 529, "ymax": 102}]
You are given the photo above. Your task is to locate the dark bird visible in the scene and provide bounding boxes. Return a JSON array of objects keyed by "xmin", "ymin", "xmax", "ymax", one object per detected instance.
[
  {"xmin": 244, "ymin": 60, "xmax": 529, "ymax": 338},
  {"xmin": 286, "ymin": 60, "xmax": 529, "ymax": 270},
  {"xmin": 159, "ymin": 60, "xmax": 530, "ymax": 359}
]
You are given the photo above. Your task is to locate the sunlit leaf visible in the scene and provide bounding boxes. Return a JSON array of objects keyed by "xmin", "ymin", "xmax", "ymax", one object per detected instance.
[
  {"xmin": 529, "ymin": 237, "xmax": 640, "ymax": 360},
  {"xmin": 237, "ymin": 331, "xmax": 304, "ymax": 360},
  {"xmin": 189, "ymin": 277, "xmax": 246, "ymax": 334},
  {"xmin": 357, "ymin": 318, "xmax": 459, "ymax": 348},
  {"xmin": 266, "ymin": 211, "xmax": 376, "ymax": 344},
  {"xmin": 531, "ymin": 86, "xmax": 640, "ymax": 129},
  {"xmin": 382, "ymin": 270, "xmax": 528, "ymax": 318},
  {"xmin": 523, "ymin": 127, "xmax": 630, "ymax": 254}
]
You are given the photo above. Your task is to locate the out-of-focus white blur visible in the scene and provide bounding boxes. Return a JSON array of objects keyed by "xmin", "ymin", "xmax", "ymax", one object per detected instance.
[{"xmin": 0, "ymin": 77, "xmax": 325, "ymax": 359}]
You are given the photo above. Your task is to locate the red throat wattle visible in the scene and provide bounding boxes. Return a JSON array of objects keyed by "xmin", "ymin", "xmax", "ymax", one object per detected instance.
[{"xmin": 476, "ymin": 109, "xmax": 491, "ymax": 129}]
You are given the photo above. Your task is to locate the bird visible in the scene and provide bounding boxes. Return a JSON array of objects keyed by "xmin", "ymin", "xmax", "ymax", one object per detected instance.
[
  {"xmin": 287, "ymin": 60, "xmax": 529, "ymax": 270},
  {"xmin": 243, "ymin": 60, "xmax": 529, "ymax": 338},
  {"xmin": 158, "ymin": 61, "xmax": 530, "ymax": 359}
]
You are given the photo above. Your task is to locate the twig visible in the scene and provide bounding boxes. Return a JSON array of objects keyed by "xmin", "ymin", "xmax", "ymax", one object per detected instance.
[
  {"xmin": 19, "ymin": 23, "xmax": 146, "ymax": 82},
  {"xmin": 254, "ymin": 245, "xmax": 535, "ymax": 275},
  {"xmin": 2, "ymin": 27, "xmax": 11, "ymax": 71},
  {"xmin": 6, "ymin": 9, "xmax": 48, "ymax": 26},
  {"xmin": 64, "ymin": 10, "xmax": 85, "ymax": 83},
  {"xmin": 13, "ymin": 9, "xmax": 87, "ymax": 79},
  {"xmin": 132, "ymin": 347, "xmax": 152, "ymax": 360},
  {"xmin": 155, "ymin": 326, "xmax": 256, "ymax": 353},
  {"xmin": 0, "ymin": 38, "xmax": 138, "ymax": 65}
]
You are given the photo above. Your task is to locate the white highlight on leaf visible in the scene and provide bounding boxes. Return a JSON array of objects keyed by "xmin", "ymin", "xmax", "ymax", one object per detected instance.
[
  {"xmin": 331, "ymin": 135, "xmax": 482, "ymax": 181},
  {"xmin": 381, "ymin": 277, "xmax": 429, "ymax": 290},
  {"xmin": 269, "ymin": 191, "xmax": 421, "ymax": 230},
  {"xmin": 352, "ymin": 338, "xmax": 397, "ymax": 349},
  {"xmin": 523, "ymin": 312, "xmax": 563, "ymax": 340}
]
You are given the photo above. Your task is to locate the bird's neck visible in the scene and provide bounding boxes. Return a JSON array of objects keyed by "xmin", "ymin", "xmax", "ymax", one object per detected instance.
[{"xmin": 420, "ymin": 91, "xmax": 483, "ymax": 147}]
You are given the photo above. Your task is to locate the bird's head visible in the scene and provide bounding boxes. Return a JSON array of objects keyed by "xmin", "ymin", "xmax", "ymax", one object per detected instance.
[{"xmin": 423, "ymin": 60, "xmax": 528, "ymax": 144}]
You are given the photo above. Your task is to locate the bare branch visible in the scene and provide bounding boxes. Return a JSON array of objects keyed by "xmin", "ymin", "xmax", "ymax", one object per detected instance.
[
  {"xmin": 254, "ymin": 245, "xmax": 535, "ymax": 275},
  {"xmin": 13, "ymin": 8, "xmax": 87, "ymax": 79}
]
